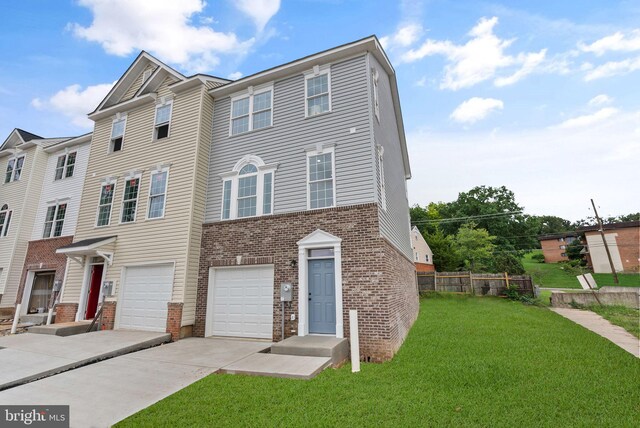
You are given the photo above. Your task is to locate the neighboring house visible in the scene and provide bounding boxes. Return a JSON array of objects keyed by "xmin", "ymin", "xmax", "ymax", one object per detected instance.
[
  {"xmin": 0, "ymin": 129, "xmax": 84, "ymax": 317},
  {"xmin": 55, "ymin": 52, "xmax": 228, "ymax": 339},
  {"xmin": 195, "ymin": 36, "xmax": 418, "ymax": 362},
  {"xmin": 579, "ymin": 221, "xmax": 640, "ymax": 273},
  {"xmin": 16, "ymin": 134, "xmax": 92, "ymax": 321},
  {"xmin": 538, "ymin": 233, "xmax": 579, "ymax": 263},
  {"xmin": 412, "ymin": 226, "xmax": 434, "ymax": 272}
]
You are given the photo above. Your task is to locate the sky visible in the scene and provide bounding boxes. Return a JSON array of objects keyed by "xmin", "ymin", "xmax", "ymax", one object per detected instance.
[{"xmin": 0, "ymin": 0, "xmax": 638, "ymax": 222}]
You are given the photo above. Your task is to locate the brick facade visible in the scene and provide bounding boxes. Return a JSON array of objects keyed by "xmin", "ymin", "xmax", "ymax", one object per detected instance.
[
  {"xmin": 100, "ymin": 301, "xmax": 117, "ymax": 330},
  {"xmin": 195, "ymin": 203, "xmax": 419, "ymax": 362},
  {"xmin": 16, "ymin": 236, "xmax": 73, "ymax": 306},
  {"xmin": 166, "ymin": 302, "xmax": 183, "ymax": 341},
  {"xmin": 539, "ymin": 237, "xmax": 572, "ymax": 263},
  {"xmin": 415, "ymin": 262, "xmax": 434, "ymax": 272},
  {"xmin": 585, "ymin": 226, "xmax": 640, "ymax": 273},
  {"xmin": 55, "ymin": 303, "xmax": 78, "ymax": 323}
]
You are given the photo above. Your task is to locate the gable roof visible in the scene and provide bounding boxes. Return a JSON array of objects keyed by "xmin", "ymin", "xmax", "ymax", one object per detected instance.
[{"xmin": 16, "ymin": 129, "xmax": 43, "ymax": 142}]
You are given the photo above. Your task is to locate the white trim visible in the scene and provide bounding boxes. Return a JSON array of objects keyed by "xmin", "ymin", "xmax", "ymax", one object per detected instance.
[
  {"xmin": 53, "ymin": 151, "xmax": 77, "ymax": 181},
  {"xmin": 56, "ymin": 236, "xmax": 117, "ymax": 254},
  {"xmin": 306, "ymin": 145, "xmax": 336, "ymax": 210},
  {"xmin": 153, "ymin": 99, "xmax": 173, "ymax": 141},
  {"xmin": 76, "ymin": 256, "xmax": 107, "ymax": 321},
  {"xmin": 109, "ymin": 115, "xmax": 127, "ymax": 154},
  {"xmin": 114, "ymin": 261, "xmax": 176, "ymax": 331},
  {"xmin": 4, "ymin": 154, "xmax": 25, "ymax": 183},
  {"xmin": 95, "ymin": 179, "xmax": 117, "ymax": 227},
  {"xmin": 376, "ymin": 145, "xmax": 386, "ymax": 211},
  {"xmin": 220, "ymin": 155, "xmax": 278, "ymax": 220},
  {"xmin": 42, "ymin": 201, "xmax": 68, "ymax": 238},
  {"xmin": 146, "ymin": 167, "xmax": 170, "ymax": 220},
  {"xmin": 296, "ymin": 229, "xmax": 343, "ymax": 338},
  {"xmin": 229, "ymin": 84, "xmax": 274, "ymax": 136},
  {"xmin": 372, "ymin": 67, "xmax": 380, "ymax": 122},
  {"xmin": 20, "ymin": 270, "xmax": 57, "ymax": 316},
  {"xmin": 304, "ymin": 66, "xmax": 332, "ymax": 118},
  {"xmin": 119, "ymin": 173, "xmax": 142, "ymax": 224}
]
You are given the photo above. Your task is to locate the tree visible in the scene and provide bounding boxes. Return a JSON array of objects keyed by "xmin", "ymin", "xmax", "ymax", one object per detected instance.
[
  {"xmin": 424, "ymin": 228, "xmax": 460, "ymax": 271},
  {"xmin": 566, "ymin": 238, "xmax": 586, "ymax": 266},
  {"xmin": 453, "ymin": 223, "xmax": 496, "ymax": 272},
  {"xmin": 490, "ymin": 252, "xmax": 526, "ymax": 274},
  {"xmin": 410, "ymin": 202, "xmax": 446, "ymax": 236}
]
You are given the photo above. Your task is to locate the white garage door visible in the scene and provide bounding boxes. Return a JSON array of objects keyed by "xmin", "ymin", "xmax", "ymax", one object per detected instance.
[
  {"xmin": 207, "ymin": 265, "xmax": 274, "ymax": 339},
  {"xmin": 118, "ymin": 264, "xmax": 174, "ymax": 332}
]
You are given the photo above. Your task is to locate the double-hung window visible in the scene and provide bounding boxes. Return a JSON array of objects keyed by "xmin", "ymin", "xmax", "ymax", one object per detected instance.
[
  {"xmin": 230, "ymin": 85, "xmax": 273, "ymax": 135},
  {"xmin": 96, "ymin": 181, "xmax": 116, "ymax": 227},
  {"xmin": 121, "ymin": 176, "xmax": 141, "ymax": 223},
  {"xmin": 307, "ymin": 147, "xmax": 335, "ymax": 209},
  {"xmin": 221, "ymin": 155, "xmax": 277, "ymax": 220},
  {"xmin": 110, "ymin": 115, "xmax": 126, "ymax": 152},
  {"xmin": 154, "ymin": 101, "xmax": 172, "ymax": 140},
  {"xmin": 305, "ymin": 66, "xmax": 331, "ymax": 117},
  {"xmin": 148, "ymin": 170, "xmax": 169, "ymax": 219},
  {"xmin": 54, "ymin": 152, "xmax": 77, "ymax": 180},
  {"xmin": 0, "ymin": 204, "xmax": 12, "ymax": 237},
  {"xmin": 43, "ymin": 203, "xmax": 67, "ymax": 238},
  {"xmin": 5, "ymin": 156, "xmax": 25, "ymax": 183}
]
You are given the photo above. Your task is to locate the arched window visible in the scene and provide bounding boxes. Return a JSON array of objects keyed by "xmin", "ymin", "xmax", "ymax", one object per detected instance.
[
  {"xmin": 0, "ymin": 204, "xmax": 11, "ymax": 237},
  {"xmin": 220, "ymin": 155, "xmax": 278, "ymax": 220}
]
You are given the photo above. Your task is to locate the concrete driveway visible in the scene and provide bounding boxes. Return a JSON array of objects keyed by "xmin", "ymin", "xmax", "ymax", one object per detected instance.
[{"xmin": 0, "ymin": 337, "xmax": 271, "ymax": 427}]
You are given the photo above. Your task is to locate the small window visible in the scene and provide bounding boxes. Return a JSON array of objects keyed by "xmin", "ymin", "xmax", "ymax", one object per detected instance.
[
  {"xmin": 308, "ymin": 150, "xmax": 334, "ymax": 209},
  {"xmin": 121, "ymin": 177, "xmax": 141, "ymax": 223},
  {"xmin": 96, "ymin": 182, "xmax": 116, "ymax": 227},
  {"xmin": 308, "ymin": 248, "xmax": 334, "ymax": 258},
  {"xmin": 43, "ymin": 203, "xmax": 67, "ymax": 238},
  {"xmin": 560, "ymin": 245, "xmax": 566, "ymax": 250},
  {"xmin": 0, "ymin": 204, "xmax": 12, "ymax": 237},
  {"xmin": 415, "ymin": 252, "xmax": 419, "ymax": 262},
  {"xmin": 154, "ymin": 102, "xmax": 172, "ymax": 140},
  {"xmin": 372, "ymin": 68, "xmax": 380, "ymax": 121},
  {"xmin": 425, "ymin": 254, "xmax": 429, "ymax": 263},
  {"xmin": 561, "ymin": 253, "xmax": 567, "ymax": 257},
  {"xmin": 221, "ymin": 180, "xmax": 232, "ymax": 220},
  {"xmin": 148, "ymin": 170, "xmax": 168, "ymax": 219},
  {"xmin": 110, "ymin": 117, "xmax": 126, "ymax": 152},
  {"xmin": 305, "ymin": 69, "xmax": 330, "ymax": 117},
  {"xmin": 230, "ymin": 87, "xmax": 273, "ymax": 136},
  {"xmin": 377, "ymin": 145, "xmax": 386, "ymax": 210},
  {"xmin": 263, "ymin": 172, "xmax": 273, "ymax": 215},
  {"xmin": 5, "ymin": 156, "xmax": 25, "ymax": 183},
  {"xmin": 54, "ymin": 152, "xmax": 77, "ymax": 180}
]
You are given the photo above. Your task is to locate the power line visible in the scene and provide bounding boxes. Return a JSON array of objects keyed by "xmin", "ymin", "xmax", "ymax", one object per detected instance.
[{"xmin": 411, "ymin": 211, "xmax": 523, "ymax": 225}]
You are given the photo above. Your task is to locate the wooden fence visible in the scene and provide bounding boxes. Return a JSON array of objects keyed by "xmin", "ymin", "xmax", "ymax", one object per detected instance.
[{"xmin": 417, "ymin": 271, "xmax": 533, "ymax": 296}]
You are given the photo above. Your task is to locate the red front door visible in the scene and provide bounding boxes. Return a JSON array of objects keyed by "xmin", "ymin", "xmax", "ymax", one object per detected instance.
[{"xmin": 85, "ymin": 264, "xmax": 104, "ymax": 319}]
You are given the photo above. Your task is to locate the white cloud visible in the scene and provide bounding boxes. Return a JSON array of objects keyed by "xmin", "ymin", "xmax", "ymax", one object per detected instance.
[
  {"xmin": 553, "ymin": 107, "xmax": 619, "ymax": 129},
  {"xmin": 579, "ymin": 29, "xmax": 640, "ymax": 56},
  {"xmin": 407, "ymin": 110, "xmax": 640, "ymax": 220},
  {"xmin": 380, "ymin": 23, "xmax": 423, "ymax": 50},
  {"xmin": 450, "ymin": 97, "xmax": 504, "ymax": 124},
  {"xmin": 32, "ymin": 82, "xmax": 115, "ymax": 128},
  {"xmin": 584, "ymin": 56, "xmax": 640, "ymax": 81},
  {"xmin": 588, "ymin": 94, "xmax": 613, "ymax": 106},
  {"xmin": 234, "ymin": 0, "xmax": 280, "ymax": 32},
  {"xmin": 400, "ymin": 17, "xmax": 547, "ymax": 90},
  {"xmin": 227, "ymin": 71, "xmax": 243, "ymax": 80},
  {"xmin": 71, "ymin": 0, "xmax": 258, "ymax": 73}
]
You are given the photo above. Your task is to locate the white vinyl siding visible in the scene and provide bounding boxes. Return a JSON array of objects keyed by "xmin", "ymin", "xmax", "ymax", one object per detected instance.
[
  {"xmin": 42, "ymin": 203, "xmax": 67, "ymax": 238},
  {"xmin": 54, "ymin": 152, "xmax": 76, "ymax": 180}
]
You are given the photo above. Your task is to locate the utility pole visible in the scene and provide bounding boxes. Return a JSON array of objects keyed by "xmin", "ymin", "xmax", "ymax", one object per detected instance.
[{"xmin": 590, "ymin": 199, "xmax": 619, "ymax": 285}]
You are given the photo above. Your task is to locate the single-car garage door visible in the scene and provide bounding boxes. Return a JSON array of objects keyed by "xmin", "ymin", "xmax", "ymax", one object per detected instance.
[
  {"xmin": 207, "ymin": 265, "xmax": 274, "ymax": 339},
  {"xmin": 118, "ymin": 263, "xmax": 174, "ymax": 332}
]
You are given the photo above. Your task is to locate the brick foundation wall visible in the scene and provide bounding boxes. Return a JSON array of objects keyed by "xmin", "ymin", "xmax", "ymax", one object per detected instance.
[
  {"xmin": 195, "ymin": 203, "xmax": 419, "ymax": 362},
  {"xmin": 100, "ymin": 301, "xmax": 117, "ymax": 330},
  {"xmin": 17, "ymin": 236, "xmax": 74, "ymax": 306},
  {"xmin": 55, "ymin": 303, "xmax": 78, "ymax": 323},
  {"xmin": 415, "ymin": 262, "xmax": 434, "ymax": 272},
  {"xmin": 166, "ymin": 302, "xmax": 183, "ymax": 341}
]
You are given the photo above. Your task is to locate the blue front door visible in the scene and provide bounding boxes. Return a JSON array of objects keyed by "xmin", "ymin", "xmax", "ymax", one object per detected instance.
[{"xmin": 308, "ymin": 259, "xmax": 336, "ymax": 334}]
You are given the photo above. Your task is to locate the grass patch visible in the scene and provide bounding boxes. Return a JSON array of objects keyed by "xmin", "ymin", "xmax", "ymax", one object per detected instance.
[
  {"xmin": 118, "ymin": 296, "xmax": 640, "ymax": 427},
  {"xmin": 523, "ymin": 251, "xmax": 640, "ymax": 288},
  {"xmin": 578, "ymin": 304, "xmax": 640, "ymax": 338}
]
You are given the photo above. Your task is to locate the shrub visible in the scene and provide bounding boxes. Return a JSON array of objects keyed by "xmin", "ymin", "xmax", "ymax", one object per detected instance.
[{"xmin": 531, "ymin": 253, "xmax": 545, "ymax": 263}]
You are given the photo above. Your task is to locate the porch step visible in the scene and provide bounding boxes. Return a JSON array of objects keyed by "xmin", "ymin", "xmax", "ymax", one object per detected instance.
[
  {"xmin": 270, "ymin": 336, "xmax": 349, "ymax": 367},
  {"xmin": 28, "ymin": 321, "xmax": 95, "ymax": 337},
  {"xmin": 19, "ymin": 314, "xmax": 51, "ymax": 326},
  {"xmin": 219, "ymin": 353, "xmax": 332, "ymax": 380}
]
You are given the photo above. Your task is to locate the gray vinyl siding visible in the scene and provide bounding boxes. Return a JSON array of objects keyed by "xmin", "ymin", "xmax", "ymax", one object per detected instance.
[
  {"xmin": 205, "ymin": 55, "xmax": 376, "ymax": 222},
  {"xmin": 370, "ymin": 55, "xmax": 413, "ymax": 260}
]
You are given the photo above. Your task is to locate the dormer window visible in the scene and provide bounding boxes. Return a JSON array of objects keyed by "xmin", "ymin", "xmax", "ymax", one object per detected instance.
[
  {"xmin": 110, "ymin": 115, "xmax": 126, "ymax": 152},
  {"xmin": 154, "ymin": 100, "xmax": 172, "ymax": 140},
  {"xmin": 4, "ymin": 155, "xmax": 25, "ymax": 183},
  {"xmin": 220, "ymin": 155, "xmax": 277, "ymax": 220}
]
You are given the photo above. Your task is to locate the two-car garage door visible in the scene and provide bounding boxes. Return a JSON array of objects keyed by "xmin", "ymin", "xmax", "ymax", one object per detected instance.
[
  {"xmin": 207, "ymin": 265, "xmax": 274, "ymax": 339},
  {"xmin": 118, "ymin": 264, "xmax": 173, "ymax": 332}
]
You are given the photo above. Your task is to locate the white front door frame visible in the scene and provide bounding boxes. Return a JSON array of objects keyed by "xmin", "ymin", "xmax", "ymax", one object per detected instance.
[
  {"xmin": 20, "ymin": 270, "xmax": 55, "ymax": 315},
  {"xmin": 76, "ymin": 257, "xmax": 107, "ymax": 321},
  {"xmin": 297, "ymin": 229, "xmax": 343, "ymax": 338}
]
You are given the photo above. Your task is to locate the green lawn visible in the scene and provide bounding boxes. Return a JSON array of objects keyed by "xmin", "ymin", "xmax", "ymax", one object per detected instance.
[
  {"xmin": 118, "ymin": 295, "xmax": 639, "ymax": 427},
  {"xmin": 581, "ymin": 304, "xmax": 640, "ymax": 338},
  {"xmin": 523, "ymin": 251, "xmax": 640, "ymax": 288}
]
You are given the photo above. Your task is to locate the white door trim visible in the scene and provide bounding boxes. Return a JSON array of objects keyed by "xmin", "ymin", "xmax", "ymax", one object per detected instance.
[
  {"xmin": 76, "ymin": 257, "xmax": 107, "ymax": 321},
  {"xmin": 296, "ymin": 229, "xmax": 343, "ymax": 338}
]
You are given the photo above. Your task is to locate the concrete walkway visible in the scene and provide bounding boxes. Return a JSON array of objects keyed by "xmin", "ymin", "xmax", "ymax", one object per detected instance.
[
  {"xmin": 551, "ymin": 308, "xmax": 640, "ymax": 357},
  {"xmin": 0, "ymin": 330, "xmax": 170, "ymax": 390},
  {"xmin": 0, "ymin": 338, "xmax": 271, "ymax": 428}
]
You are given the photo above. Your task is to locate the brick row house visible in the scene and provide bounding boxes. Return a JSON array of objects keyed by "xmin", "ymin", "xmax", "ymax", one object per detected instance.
[
  {"xmin": 579, "ymin": 221, "xmax": 639, "ymax": 273},
  {"xmin": 0, "ymin": 129, "xmax": 91, "ymax": 321},
  {"xmin": 2, "ymin": 37, "xmax": 418, "ymax": 361}
]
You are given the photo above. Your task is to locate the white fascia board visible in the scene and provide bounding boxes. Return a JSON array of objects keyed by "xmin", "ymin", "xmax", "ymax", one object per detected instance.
[
  {"xmin": 43, "ymin": 133, "xmax": 92, "ymax": 153},
  {"xmin": 88, "ymin": 93, "xmax": 156, "ymax": 122}
]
